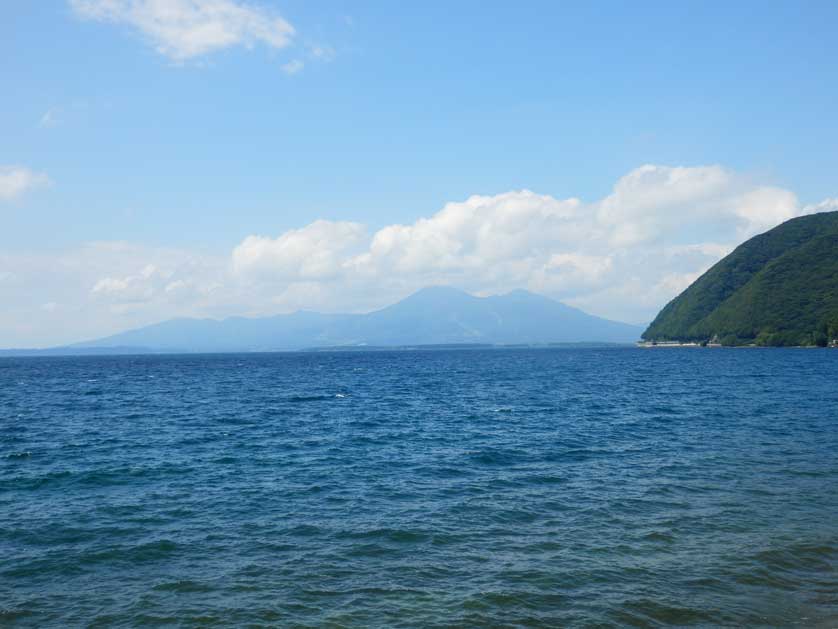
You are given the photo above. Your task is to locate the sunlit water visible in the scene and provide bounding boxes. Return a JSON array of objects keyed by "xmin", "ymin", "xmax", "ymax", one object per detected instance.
[{"xmin": 1, "ymin": 348, "xmax": 837, "ymax": 627}]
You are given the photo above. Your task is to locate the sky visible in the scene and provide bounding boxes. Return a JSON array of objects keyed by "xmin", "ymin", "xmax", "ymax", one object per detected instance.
[{"xmin": 2, "ymin": 0, "xmax": 838, "ymax": 347}]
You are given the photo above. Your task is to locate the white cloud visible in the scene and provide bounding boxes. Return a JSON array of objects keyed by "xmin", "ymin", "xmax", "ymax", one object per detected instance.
[
  {"xmin": 70, "ymin": 0, "xmax": 295, "ymax": 61},
  {"xmin": 732, "ymin": 187, "xmax": 800, "ymax": 236},
  {"xmin": 803, "ymin": 197, "xmax": 838, "ymax": 214},
  {"xmin": 228, "ymin": 165, "xmax": 820, "ymax": 321},
  {"xmin": 596, "ymin": 165, "xmax": 799, "ymax": 245},
  {"xmin": 91, "ymin": 263, "xmax": 169, "ymax": 301},
  {"xmin": 0, "ymin": 166, "xmax": 50, "ymax": 202},
  {"xmin": 281, "ymin": 58, "xmax": 304, "ymax": 74},
  {"xmin": 232, "ymin": 220, "xmax": 366, "ymax": 280}
]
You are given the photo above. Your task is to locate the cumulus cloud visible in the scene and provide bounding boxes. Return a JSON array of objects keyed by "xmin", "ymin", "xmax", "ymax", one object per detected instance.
[
  {"xmin": 803, "ymin": 197, "xmax": 838, "ymax": 214},
  {"xmin": 2, "ymin": 164, "xmax": 834, "ymax": 347},
  {"xmin": 70, "ymin": 0, "xmax": 295, "ymax": 61},
  {"xmin": 91, "ymin": 263, "xmax": 170, "ymax": 301},
  {"xmin": 0, "ymin": 166, "xmax": 50, "ymax": 202},
  {"xmin": 229, "ymin": 164, "xmax": 812, "ymax": 320},
  {"xmin": 596, "ymin": 165, "xmax": 799, "ymax": 245},
  {"xmin": 86, "ymin": 244, "xmax": 229, "ymax": 311},
  {"xmin": 232, "ymin": 220, "xmax": 367, "ymax": 280}
]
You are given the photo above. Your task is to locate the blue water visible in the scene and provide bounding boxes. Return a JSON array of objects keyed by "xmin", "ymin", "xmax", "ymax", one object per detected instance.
[{"xmin": 1, "ymin": 348, "xmax": 837, "ymax": 627}]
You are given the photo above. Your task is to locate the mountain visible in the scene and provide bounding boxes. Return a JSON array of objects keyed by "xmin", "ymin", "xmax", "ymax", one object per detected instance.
[
  {"xmin": 643, "ymin": 211, "xmax": 838, "ymax": 346},
  {"xmin": 70, "ymin": 287, "xmax": 642, "ymax": 353}
]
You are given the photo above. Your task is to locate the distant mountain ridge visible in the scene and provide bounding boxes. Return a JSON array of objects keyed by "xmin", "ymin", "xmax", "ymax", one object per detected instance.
[
  {"xmin": 643, "ymin": 211, "xmax": 838, "ymax": 346},
  {"xmin": 67, "ymin": 287, "xmax": 641, "ymax": 353}
]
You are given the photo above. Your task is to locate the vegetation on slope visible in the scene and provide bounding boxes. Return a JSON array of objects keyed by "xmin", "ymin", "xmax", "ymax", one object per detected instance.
[{"xmin": 642, "ymin": 211, "xmax": 838, "ymax": 346}]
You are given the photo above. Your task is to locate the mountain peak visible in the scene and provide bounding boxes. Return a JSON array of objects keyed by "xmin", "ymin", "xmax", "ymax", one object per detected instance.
[
  {"xmin": 408, "ymin": 285, "xmax": 472, "ymax": 298},
  {"xmin": 499, "ymin": 288, "xmax": 547, "ymax": 301},
  {"xmin": 71, "ymin": 284, "xmax": 642, "ymax": 352},
  {"xmin": 388, "ymin": 286, "xmax": 476, "ymax": 308}
]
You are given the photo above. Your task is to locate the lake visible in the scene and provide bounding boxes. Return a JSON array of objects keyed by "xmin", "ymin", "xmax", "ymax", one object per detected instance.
[{"xmin": 1, "ymin": 348, "xmax": 837, "ymax": 626}]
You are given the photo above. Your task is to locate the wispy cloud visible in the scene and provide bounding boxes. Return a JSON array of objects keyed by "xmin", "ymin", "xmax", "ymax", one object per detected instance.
[
  {"xmin": 281, "ymin": 59, "xmax": 304, "ymax": 75},
  {"xmin": 39, "ymin": 107, "xmax": 62, "ymax": 128},
  {"xmin": 0, "ymin": 166, "xmax": 50, "ymax": 202},
  {"xmin": 281, "ymin": 44, "xmax": 335, "ymax": 75},
  {"xmin": 69, "ymin": 0, "xmax": 295, "ymax": 62},
  {"xmin": 308, "ymin": 44, "xmax": 335, "ymax": 62}
]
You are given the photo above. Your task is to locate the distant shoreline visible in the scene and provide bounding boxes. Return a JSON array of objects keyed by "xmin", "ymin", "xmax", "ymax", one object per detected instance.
[
  {"xmin": 636, "ymin": 341, "xmax": 722, "ymax": 348},
  {"xmin": 3, "ymin": 341, "xmax": 835, "ymax": 358},
  {"xmin": 637, "ymin": 341, "xmax": 835, "ymax": 349},
  {"xmin": 0, "ymin": 342, "xmax": 638, "ymax": 358}
]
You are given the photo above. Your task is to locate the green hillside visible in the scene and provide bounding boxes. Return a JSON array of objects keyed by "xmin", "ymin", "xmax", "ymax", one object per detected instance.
[{"xmin": 642, "ymin": 211, "xmax": 838, "ymax": 346}]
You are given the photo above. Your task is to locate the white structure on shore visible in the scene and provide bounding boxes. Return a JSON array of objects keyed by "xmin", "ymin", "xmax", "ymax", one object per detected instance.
[{"xmin": 636, "ymin": 338, "xmax": 722, "ymax": 348}]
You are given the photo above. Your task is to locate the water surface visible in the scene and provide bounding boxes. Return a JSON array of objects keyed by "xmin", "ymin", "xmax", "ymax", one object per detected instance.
[{"xmin": 1, "ymin": 348, "xmax": 837, "ymax": 626}]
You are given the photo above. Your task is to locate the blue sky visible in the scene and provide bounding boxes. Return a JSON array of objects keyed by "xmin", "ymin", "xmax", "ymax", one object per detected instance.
[{"xmin": 2, "ymin": 1, "xmax": 837, "ymax": 346}]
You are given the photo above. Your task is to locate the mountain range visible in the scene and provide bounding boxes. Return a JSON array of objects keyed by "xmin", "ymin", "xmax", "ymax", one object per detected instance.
[{"xmin": 50, "ymin": 286, "xmax": 642, "ymax": 354}]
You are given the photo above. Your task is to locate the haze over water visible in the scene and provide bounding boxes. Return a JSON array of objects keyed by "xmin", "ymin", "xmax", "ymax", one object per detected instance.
[{"xmin": 2, "ymin": 348, "xmax": 837, "ymax": 627}]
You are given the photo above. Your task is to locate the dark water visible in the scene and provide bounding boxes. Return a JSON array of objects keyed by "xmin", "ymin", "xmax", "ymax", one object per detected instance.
[{"xmin": 1, "ymin": 349, "xmax": 837, "ymax": 627}]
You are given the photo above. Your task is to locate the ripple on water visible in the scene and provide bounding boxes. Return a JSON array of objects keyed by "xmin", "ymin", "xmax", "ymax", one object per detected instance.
[{"xmin": 1, "ymin": 348, "xmax": 837, "ymax": 627}]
